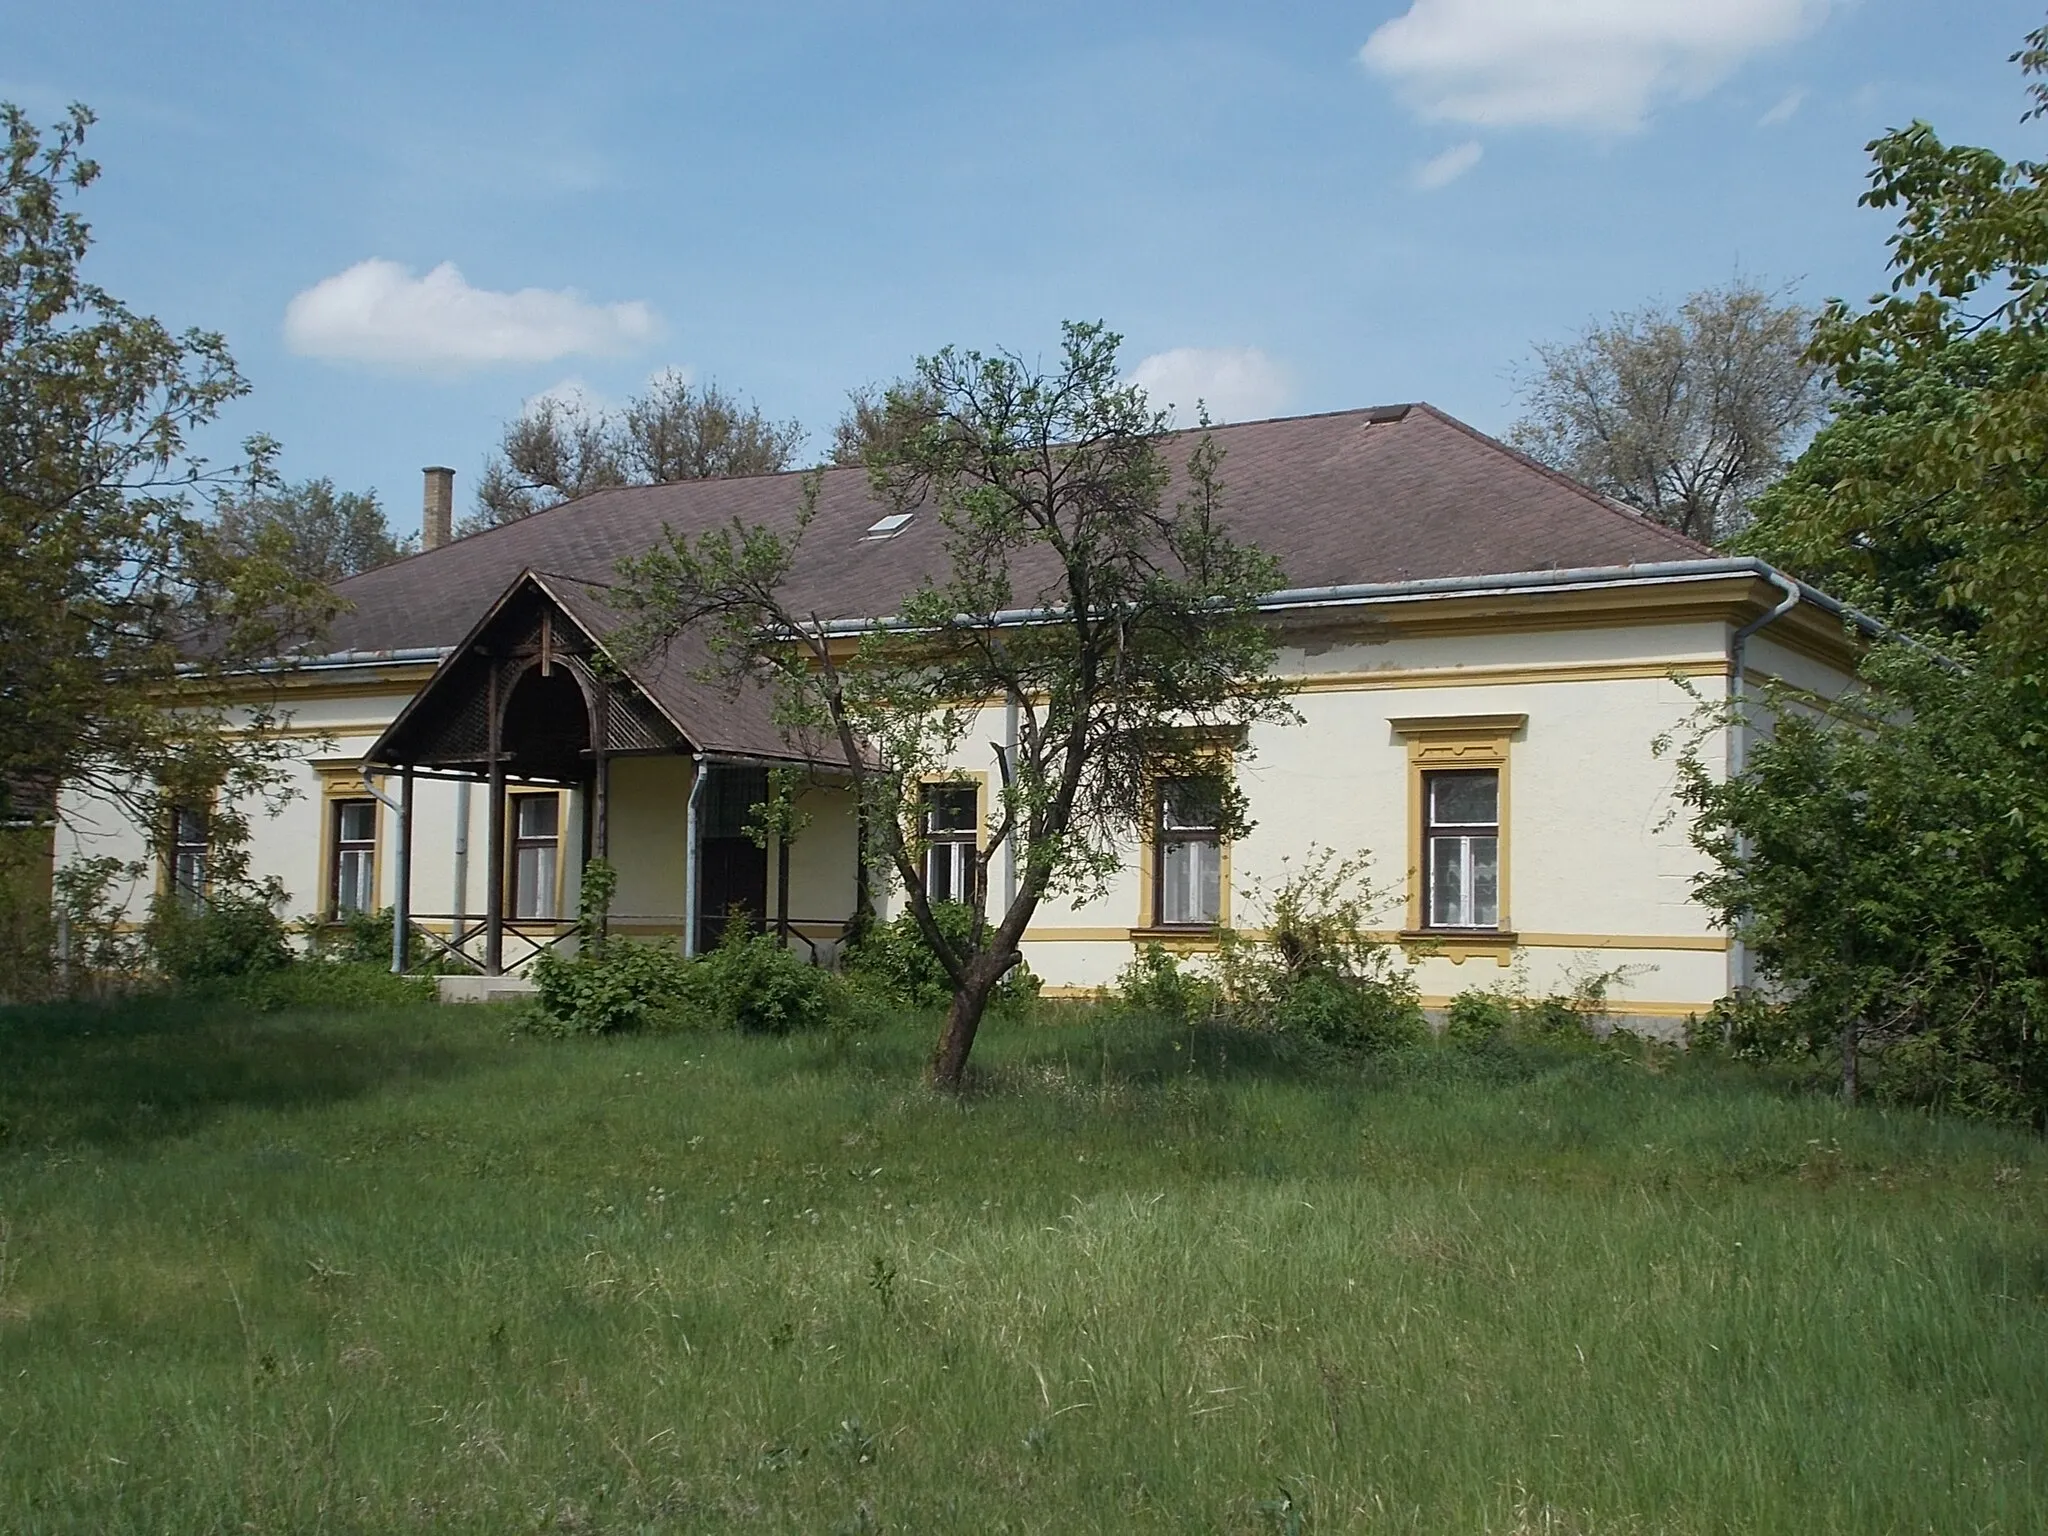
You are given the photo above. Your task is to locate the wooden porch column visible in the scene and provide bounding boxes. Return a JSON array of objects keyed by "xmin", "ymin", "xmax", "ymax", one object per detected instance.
[{"xmin": 484, "ymin": 664, "xmax": 507, "ymax": 976}]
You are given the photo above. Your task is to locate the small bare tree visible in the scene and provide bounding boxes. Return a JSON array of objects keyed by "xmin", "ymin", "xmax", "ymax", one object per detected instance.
[
  {"xmin": 1510, "ymin": 282, "xmax": 1831, "ymax": 546},
  {"xmin": 468, "ymin": 377, "xmax": 805, "ymax": 532}
]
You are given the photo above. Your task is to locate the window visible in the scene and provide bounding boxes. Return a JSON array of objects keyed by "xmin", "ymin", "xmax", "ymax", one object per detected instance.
[
  {"xmin": 1155, "ymin": 779, "xmax": 1222, "ymax": 927},
  {"xmin": 922, "ymin": 784, "xmax": 979, "ymax": 905},
  {"xmin": 511, "ymin": 794, "xmax": 560, "ymax": 920},
  {"xmin": 169, "ymin": 802, "xmax": 209, "ymax": 908},
  {"xmin": 330, "ymin": 798, "xmax": 377, "ymax": 917},
  {"xmin": 1424, "ymin": 770, "xmax": 1499, "ymax": 929},
  {"xmin": 862, "ymin": 511, "xmax": 915, "ymax": 541}
]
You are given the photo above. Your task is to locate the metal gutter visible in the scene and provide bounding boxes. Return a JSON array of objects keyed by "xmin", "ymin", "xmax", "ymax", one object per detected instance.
[
  {"xmin": 807, "ymin": 559, "xmax": 1893, "ymax": 640},
  {"xmin": 178, "ymin": 646, "xmax": 453, "ymax": 680}
]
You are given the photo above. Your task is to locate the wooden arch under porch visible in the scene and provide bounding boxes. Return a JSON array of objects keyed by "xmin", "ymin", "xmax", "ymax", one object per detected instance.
[{"xmin": 359, "ymin": 569, "xmax": 860, "ymax": 976}]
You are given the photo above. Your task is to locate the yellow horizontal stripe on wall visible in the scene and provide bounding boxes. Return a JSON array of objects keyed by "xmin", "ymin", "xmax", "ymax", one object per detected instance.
[
  {"xmin": 1022, "ymin": 926, "xmax": 1726, "ymax": 952},
  {"xmin": 1285, "ymin": 657, "xmax": 1727, "ymax": 695},
  {"xmin": 1032, "ymin": 985, "xmax": 1712, "ymax": 1017}
]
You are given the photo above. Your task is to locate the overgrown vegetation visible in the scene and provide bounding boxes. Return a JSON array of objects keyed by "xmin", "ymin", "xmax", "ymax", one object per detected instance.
[
  {"xmin": 2, "ymin": 994, "xmax": 2044, "ymax": 1533},
  {"xmin": 1111, "ymin": 848, "xmax": 1426, "ymax": 1055},
  {"xmin": 1682, "ymin": 27, "xmax": 2048, "ymax": 1127}
]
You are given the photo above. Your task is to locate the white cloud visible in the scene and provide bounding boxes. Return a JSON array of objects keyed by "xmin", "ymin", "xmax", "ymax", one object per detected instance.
[
  {"xmin": 1414, "ymin": 140, "xmax": 1483, "ymax": 189},
  {"xmin": 283, "ymin": 259, "xmax": 660, "ymax": 372},
  {"xmin": 1758, "ymin": 88, "xmax": 1805, "ymax": 126},
  {"xmin": 1129, "ymin": 347, "xmax": 1292, "ymax": 426},
  {"xmin": 1360, "ymin": 0, "xmax": 1833, "ymax": 133}
]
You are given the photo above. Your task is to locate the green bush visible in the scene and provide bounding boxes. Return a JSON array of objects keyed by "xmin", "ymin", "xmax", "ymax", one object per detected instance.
[
  {"xmin": 695, "ymin": 930, "xmax": 837, "ymax": 1035},
  {"xmin": 531, "ymin": 939, "xmax": 701, "ymax": 1035},
  {"xmin": 1114, "ymin": 943, "xmax": 1219, "ymax": 1023},
  {"xmin": 844, "ymin": 903, "xmax": 1038, "ymax": 1014},
  {"xmin": 1218, "ymin": 846, "xmax": 1424, "ymax": 1053},
  {"xmin": 1444, "ymin": 989, "xmax": 1514, "ymax": 1047},
  {"xmin": 148, "ymin": 888, "xmax": 291, "ymax": 982},
  {"xmin": 1271, "ymin": 969, "xmax": 1427, "ymax": 1052},
  {"xmin": 531, "ymin": 927, "xmax": 842, "ymax": 1037}
]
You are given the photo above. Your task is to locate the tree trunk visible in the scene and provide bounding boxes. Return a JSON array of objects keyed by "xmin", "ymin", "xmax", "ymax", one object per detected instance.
[
  {"xmin": 1840, "ymin": 1019, "xmax": 1860, "ymax": 1105},
  {"xmin": 929, "ymin": 950, "xmax": 1017, "ymax": 1090}
]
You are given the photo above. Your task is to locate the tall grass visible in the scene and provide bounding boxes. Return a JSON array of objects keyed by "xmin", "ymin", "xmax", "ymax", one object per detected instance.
[{"xmin": 2, "ymin": 996, "xmax": 2044, "ymax": 1532}]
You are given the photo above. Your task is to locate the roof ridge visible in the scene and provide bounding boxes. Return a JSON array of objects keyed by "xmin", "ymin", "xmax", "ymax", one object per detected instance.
[{"xmin": 1405, "ymin": 403, "xmax": 1712, "ymax": 559}]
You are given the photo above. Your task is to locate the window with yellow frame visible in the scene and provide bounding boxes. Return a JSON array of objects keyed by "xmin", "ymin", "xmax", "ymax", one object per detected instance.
[
  {"xmin": 314, "ymin": 767, "xmax": 381, "ymax": 923},
  {"xmin": 1389, "ymin": 714, "xmax": 1523, "ymax": 946},
  {"xmin": 1132, "ymin": 741, "xmax": 1238, "ymax": 938}
]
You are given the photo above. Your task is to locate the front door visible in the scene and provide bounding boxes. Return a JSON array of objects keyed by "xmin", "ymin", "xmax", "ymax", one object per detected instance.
[{"xmin": 697, "ymin": 766, "xmax": 769, "ymax": 952}]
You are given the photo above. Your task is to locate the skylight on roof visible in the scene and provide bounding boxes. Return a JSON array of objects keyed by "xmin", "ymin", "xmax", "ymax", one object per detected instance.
[{"xmin": 862, "ymin": 512, "xmax": 915, "ymax": 540}]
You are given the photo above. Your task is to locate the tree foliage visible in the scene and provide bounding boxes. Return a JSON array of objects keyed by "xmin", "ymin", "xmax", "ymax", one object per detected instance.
[
  {"xmin": 616, "ymin": 322, "xmax": 1298, "ymax": 1086},
  {"xmin": 1742, "ymin": 26, "xmax": 2048, "ymax": 678},
  {"xmin": 469, "ymin": 373, "xmax": 806, "ymax": 530},
  {"xmin": 1670, "ymin": 654, "xmax": 2048, "ymax": 1121},
  {"xmin": 214, "ymin": 476, "xmax": 409, "ymax": 586},
  {"xmin": 0, "ymin": 103, "xmax": 326, "ymax": 904},
  {"xmin": 1511, "ymin": 281, "xmax": 1832, "ymax": 546},
  {"xmin": 1680, "ymin": 29, "xmax": 2048, "ymax": 1122},
  {"xmin": 829, "ymin": 381, "xmax": 941, "ymax": 468}
]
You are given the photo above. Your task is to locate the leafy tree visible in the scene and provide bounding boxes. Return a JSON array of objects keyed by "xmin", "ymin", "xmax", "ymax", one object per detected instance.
[
  {"xmin": 1511, "ymin": 281, "xmax": 1832, "ymax": 546},
  {"xmin": 214, "ymin": 477, "xmax": 410, "ymax": 585},
  {"xmin": 0, "ymin": 103, "xmax": 326, "ymax": 926},
  {"xmin": 616, "ymin": 322, "xmax": 1298, "ymax": 1087},
  {"xmin": 1743, "ymin": 24, "xmax": 2048, "ymax": 678},
  {"xmin": 1668, "ymin": 652, "xmax": 2048, "ymax": 1121},
  {"xmin": 1678, "ymin": 27, "xmax": 2048, "ymax": 1121},
  {"xmin": 469, "ymin": 374, "xmax": 805, "ymax": 531}
]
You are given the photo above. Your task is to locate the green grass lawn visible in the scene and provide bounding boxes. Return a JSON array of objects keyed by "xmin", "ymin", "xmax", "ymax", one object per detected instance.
[{"xmin": 1, "ymin": 996, "xmax": 2044, "ymax": 1534}]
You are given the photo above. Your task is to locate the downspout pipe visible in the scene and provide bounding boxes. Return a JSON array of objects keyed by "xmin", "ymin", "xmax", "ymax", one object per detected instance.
[
  {"xmin": 683, "ymin": 753, "xmax": 708, "ymax": 958},
  {"xmin": 1002, "ymin": 689, "xmax": 1020, "ymax": 913},
  {"xmin": 1725, "ymin": 570, "xmax": 1802, "ymax": 997},
  {"xmin": 452, "ymin": 779, "xmax": 470, "ymax": 952},
  {"xmin": 361, "ymin": 769, "xmax": 410, "ymax": 975}
]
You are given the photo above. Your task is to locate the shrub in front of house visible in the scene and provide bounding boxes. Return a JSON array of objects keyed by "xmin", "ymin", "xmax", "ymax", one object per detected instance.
[
  {"xmin": 313, "ymin": 905, "xmax": 476, "ymax": 975},
  {"xmin": 1443, "ymin": 988, "xmax": 1515, "ymax": 1047},
  {"xmin": 844, "ymin": 903, "xmax": 1040, "ymax": 1015},
  {"xmin": 1218, "ymin": 846, "xmax": 1426, "ymax": 1053},
  {"xmin": 147, "ymin": 886, "xmax": 292, "ymax": 982},
  {"xmin": 694, "ymin": 930, "xmax": 838, "ymax": 1035},
  {"xmin": 530, "ymin": 939, "xmax": 702, "ymax": 1035},
  {"xmin": 1113, "ymin": 943, "xmax": 1220, "ymax": 1024},
  {"xmin": 530, "ymin": 926, "xmax": 843, "ymax": 1037}
]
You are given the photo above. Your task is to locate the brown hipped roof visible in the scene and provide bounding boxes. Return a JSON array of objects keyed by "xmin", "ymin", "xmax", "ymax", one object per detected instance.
[{"xmin": 322, "ymin": 404, "xmax": 1706, "ymax": 656}]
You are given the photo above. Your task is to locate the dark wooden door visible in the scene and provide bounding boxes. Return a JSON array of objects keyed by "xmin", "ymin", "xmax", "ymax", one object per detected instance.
[{"xmin": 698, "ymin": 835, "xmax": 767, "ymax": 951}]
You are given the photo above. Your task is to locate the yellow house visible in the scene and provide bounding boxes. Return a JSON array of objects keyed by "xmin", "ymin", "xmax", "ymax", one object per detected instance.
[{"xmin": 53, "ymin": 405, "xmax": 1867, "ymax": 1029}]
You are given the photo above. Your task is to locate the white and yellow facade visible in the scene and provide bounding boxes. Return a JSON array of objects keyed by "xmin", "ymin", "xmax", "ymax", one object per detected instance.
[{"xmin": 53, "ymin": 557, "xmax": 1865, "ymax": 1034}]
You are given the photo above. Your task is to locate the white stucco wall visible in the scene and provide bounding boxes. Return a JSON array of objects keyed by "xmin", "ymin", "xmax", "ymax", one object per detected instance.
[{"xmin": 52, "ymin": 597, "xmax": 1853, "ymax": 1023}]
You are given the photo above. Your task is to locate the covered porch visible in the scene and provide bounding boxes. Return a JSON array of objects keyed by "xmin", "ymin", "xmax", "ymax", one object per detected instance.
[{"xmin": 360, "ymin": 570, "xmax": 861, "ymax": 977}]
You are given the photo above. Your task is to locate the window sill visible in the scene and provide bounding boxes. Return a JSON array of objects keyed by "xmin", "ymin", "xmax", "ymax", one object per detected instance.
[
  {"xmin": 1129, "ymin": 925, "xmax": 1223, "ymax": 954},
  {"xmin": 1399, "ymin": 929, "xmax": 1518, "ymax": 966}
]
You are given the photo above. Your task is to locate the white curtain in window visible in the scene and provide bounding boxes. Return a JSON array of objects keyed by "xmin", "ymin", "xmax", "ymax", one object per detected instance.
[{"xmin": 1160, "ymin": 837, "xmax": 1221, "ymax": 925}]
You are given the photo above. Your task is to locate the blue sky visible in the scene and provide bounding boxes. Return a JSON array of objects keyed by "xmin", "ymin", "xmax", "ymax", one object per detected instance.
[{"xmin": 6, "ymin": 1, "xmax": 2042, "ymax": 533}]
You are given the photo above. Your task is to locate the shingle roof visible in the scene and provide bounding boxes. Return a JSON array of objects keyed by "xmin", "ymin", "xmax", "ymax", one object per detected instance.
[
  {"xmin": 323, "ymin": 403, "xmax": 1707, "ymax": 655},
  {"xmin": 535, "ymin": 572, "xmax": 825, "ymax": 762}
]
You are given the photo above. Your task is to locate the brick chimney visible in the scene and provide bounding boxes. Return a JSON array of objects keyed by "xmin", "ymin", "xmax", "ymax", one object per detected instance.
[{"xmin": 421, "ymin": 466, "xmax": 454, "ymax": 551}]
